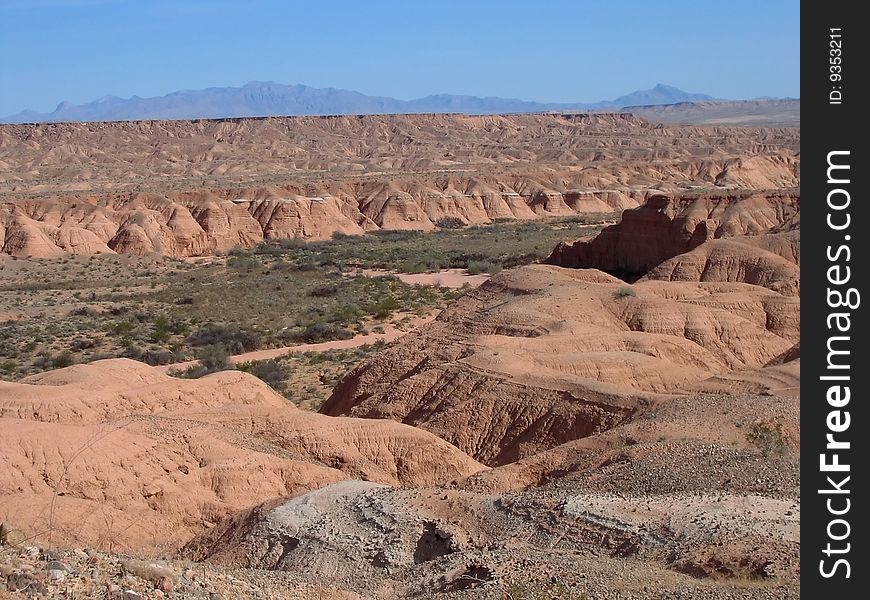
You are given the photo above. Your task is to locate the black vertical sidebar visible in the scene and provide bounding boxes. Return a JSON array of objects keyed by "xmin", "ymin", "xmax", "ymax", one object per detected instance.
[{"xmin": 802, "ymin": 1, "xmax": 867, "ymax": 596}]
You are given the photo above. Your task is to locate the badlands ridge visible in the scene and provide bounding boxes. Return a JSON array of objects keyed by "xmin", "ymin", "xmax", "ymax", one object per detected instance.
[{"xmin": 0, "ymin": 113, "xmax": 798, "ymax": 257}]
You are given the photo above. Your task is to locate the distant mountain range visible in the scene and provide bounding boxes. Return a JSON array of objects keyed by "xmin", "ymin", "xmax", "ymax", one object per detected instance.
[{"xmin": 2, "ymin": 82, "xmax": 723, "ymax": 124}]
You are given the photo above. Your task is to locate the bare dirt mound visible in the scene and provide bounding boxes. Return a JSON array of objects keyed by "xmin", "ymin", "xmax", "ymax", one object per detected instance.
[
  {"xmin": 0, "ymin": 359, "xmax": 483, "ymax": 552},
  {"xmin": 640, "ymin": 235, "xmax": 800, "ymax": 296},
  {"xmin": 322, "ymin": 190, "xmax": 800, "ymax": 472}
]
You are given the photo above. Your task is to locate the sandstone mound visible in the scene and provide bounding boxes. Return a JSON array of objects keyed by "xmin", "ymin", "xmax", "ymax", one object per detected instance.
[
  {"xmin": 640, "ymin": 236, "xmax": 800, "ymax": 296},
  {"xmin": 0, "ymin": 359, "xmax": 483, "ymax": 552},
  {"xmin": 322, "ymin": 264, "xmax": 798, "ymax": 466},
  {"xmin": 546, "ymin": 190, "xmax": 799, "ymax": 277},
  {"xmin": 2, "ymin": 358, "xmax": 289, "ymax": 422}
]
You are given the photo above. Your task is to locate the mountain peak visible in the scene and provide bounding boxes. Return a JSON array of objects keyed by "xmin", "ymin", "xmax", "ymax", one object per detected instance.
[{"xmin": 5, "ymin": 82, "xmax": 723, "ymax": 124}]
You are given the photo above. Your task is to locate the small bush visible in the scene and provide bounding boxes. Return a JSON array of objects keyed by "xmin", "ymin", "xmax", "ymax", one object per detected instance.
[
  {"xmin": 69, "ymin": 306, "xmax": 98, "ymax": 317},
  {"xmin": 435, "ymin": 217, "xmax": 466, "ymax": 229},
  {"xmin": 237, "ymin": 358, "xmax": 290, "ymax": 392},
  {"xmin": 51, "ymin": 351, "xmax": 75, "ymax": 369},
  {"xmin": 174, "ymin": 344, "xmax": 231, "ymax": 378},
  {"xmin": 366, "ymin": 296, "xmax": 402, "ymax": 319},
  {"xmin": 0, "ymin": 359, "xmax": 18, "ymax": 375},
  {"xmin": 278, "ymin": 238, "xmax": 309, "ymax": 250},
  {"xmin": 187, "ymin": 324, "xmax": 261, "ymax": 354},
  {"xmin": 70, "ymin": 338, "xmax": 98, "ymax": 352},
  {"xmin": 152, "ymin": 315, "xmax": 171, "ymax": 343},
  {"xmin": 372, "ymin": 230, "xmax": 422, "ymax": 242},
  {"xmin": 467, "ymin": 260, "xmax": 502, "ymax": 275},
  {"xmin": 294, "ymin": 259, "xmax": 319, "ymax": 272},
  {"xmin": 746, "ymin": 422, "xmax": 789, "ymax": 457},
  {"xmin": 501, "ymin": 252, "xmax": 541, "ymax": 269},
  {"xmin": 111, "ymin": 320, "xmax": 138, "ymax": 337},
  {"xmin": 397, "ymin": 260, "xmax": 427, "ymax": 274},
  {"xmin": 252, "ymin": 242, "xmax": 285, "ymax": 256},
  {"xmin": 309, "ymin": 284, "xmax": 340, "ymax": 298},
  {"xmin": 227, "ymin": 254, "xmax": 261, "ymax": 271},
  {"xmin": 614, "ymin": 286, "xmax": 637, "ymax": 298},
  {"xmin": 286, "ymin": 323, "xmax": 354, "ymax": 344}
]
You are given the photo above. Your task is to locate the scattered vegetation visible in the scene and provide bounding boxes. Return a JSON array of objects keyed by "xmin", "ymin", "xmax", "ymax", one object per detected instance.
[
  {"xmin": 614, "ymin": 286, "xmax": 637, "ymax": 298},
  {"xmin": 434, "ymin": 216, "xmax": 466, "ymax": 229},
  {"xmin": 0, "ymin": 215, "xmax": 612, "ymax": 380},
  {"xmin": 251, "ymin": 213, "xmax": 614, "ymax": 275},
  {"xmin": 467, "ymin": 260, "xmax": 502, "ymax": 275},
  {"xmin": 236, "ymin": 358, "xmax": 291, "ymax": 393},
  {"xmin": 186, "ymin": 323, "xmax": 261, "ymax": 354},
  {"xmin": 171, "ymin": 344, "xmax": 232, "ymax": 379},
  {"xmin": 746, "ymin": 421, "xmax": 789, "ymax": 457},
  {"xmin": 501, "ymin": 580, "xmax": 590, "ymax": 600},
  {"xmin": 283, "ymin": 322, "xmax": 354, "ymax": 344}
]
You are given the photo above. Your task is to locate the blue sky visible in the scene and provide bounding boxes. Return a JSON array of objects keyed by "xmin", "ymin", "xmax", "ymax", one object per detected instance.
[{"xmin": 0, "ymin": 0, "xmax": 799, "ymax": 116}]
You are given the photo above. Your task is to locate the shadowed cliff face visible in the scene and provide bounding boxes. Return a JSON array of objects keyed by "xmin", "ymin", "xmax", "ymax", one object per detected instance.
[
  {"xmin": 1, "ymin": 113, "xmax": 798, "ymax": 257},
  {"xmin": 545, "ymin": 190, "xmax": 800, "ymax": 278}
]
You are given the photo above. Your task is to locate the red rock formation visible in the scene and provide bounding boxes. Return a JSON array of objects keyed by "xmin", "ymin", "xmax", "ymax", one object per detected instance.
[
  {"xmin": 546, "ymin": 190, "xmax": 799, "ymax": 276},
  {"xmin": 1, "ymin": 113, "xmax": 799, "ymax": 257}
]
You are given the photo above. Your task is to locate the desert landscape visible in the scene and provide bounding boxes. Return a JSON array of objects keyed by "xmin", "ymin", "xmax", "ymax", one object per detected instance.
[{"xmin": 0, "ymin": 109, "xmax": 799, "ymax": 599}]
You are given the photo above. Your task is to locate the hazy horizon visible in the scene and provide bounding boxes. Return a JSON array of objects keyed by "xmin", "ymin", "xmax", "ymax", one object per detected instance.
[{"xmin": 0, "ymin": 0, "xmax": 799, "ymax": 116}]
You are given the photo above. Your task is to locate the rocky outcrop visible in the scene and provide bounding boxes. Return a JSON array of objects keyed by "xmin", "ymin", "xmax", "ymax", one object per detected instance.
[
  {"xmin": 0, "ymin": 114, "xmax": 799, "ymax": 197},
  {"xmin": 545, "ymin": 190, "xmax": 799, "ymax": 277},
  {"xmin": 641, "ymin": 235, "xmax": 800, "ymax": 296},
  {"xmin": 1, "ymin": 186, "xmax": 803, "ymax": 259},
  {"xmin": 0, "ymin": 185, "xmax": 642, "ymax": 257}
]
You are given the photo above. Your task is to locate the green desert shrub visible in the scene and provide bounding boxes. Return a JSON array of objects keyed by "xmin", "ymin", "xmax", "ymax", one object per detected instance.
[
  {"xmin": 309, "ymin": 284, "xmax": 340, "ymax": 298},
  {"xmin": 237, "ymin": 358, "xmax": 291, "ymax": 392},
  {"xmin": 173, "ymin": 344, "xmax": 231, "ymax": 379},
  {"xmin": 467, "ymin": 260, "xmax": 502, "ymax": 275},
  {"xmin": 227, "ymin": 254, "xmax": 261, "ymax": 271},
  {"xmin": 285, "ymin": 323, "xmax": 354, "ymax": 344},
  {"xmin": 614, "ymin": 286, "xmax": 637, "ymax": 298},
  {"xmin": 187, "ymin": 323, "xmax": 261, "ymax": 354},
  {"xmin": 69, "ymin": 306, "xmax": 98, "ymax": 317},
  {"xmin": 746, "ymin": 422, "xmax": 789, "ymax": 457},
  {"xmin": 435, "ymin": 216, "xmax": 466, "ymax": 229},
  {"xmin": 50, "ymin": 351, "xmax": 75, "ymax": 369}
]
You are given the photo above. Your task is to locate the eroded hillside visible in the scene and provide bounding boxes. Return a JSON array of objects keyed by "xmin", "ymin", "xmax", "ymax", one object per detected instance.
[{"xmin": 0, "ymin": 113, "xmax": 798, "ymax": 257}]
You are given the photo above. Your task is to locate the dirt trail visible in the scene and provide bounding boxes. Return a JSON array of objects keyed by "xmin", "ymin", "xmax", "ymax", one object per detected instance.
[
  {"xmin": 157, "ymin": 313, "xmax": 436, "ymax": 372},
  {"xmin": 359, "ymin": 268, "xmax": 490, "ymax": 289},
  {"xmin": 159, "ymin": 269, "xmax": 489, "ymax": 372}
]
